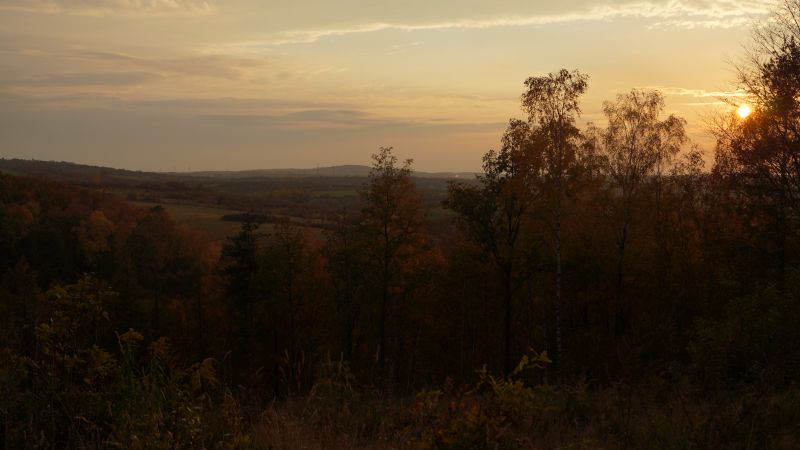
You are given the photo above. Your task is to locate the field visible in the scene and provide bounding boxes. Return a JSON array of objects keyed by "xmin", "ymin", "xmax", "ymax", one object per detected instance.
[
  {"xmin": 425, "ymin": 206, "xmax": 457, "ymax": 221},
  {"xmin": 0, "ymin": 159, "xmax": 460, "ymax": 242},
  {"xmin": 312, "ymin": 189, "xmax": 359, "ymax": 199},
  {"xmin": 130, "ymin": 201, "xmax": 246, "ymax": 240}
]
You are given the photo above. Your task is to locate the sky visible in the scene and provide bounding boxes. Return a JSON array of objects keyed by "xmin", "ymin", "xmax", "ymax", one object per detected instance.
[{"xmin": 0, "ymin": 0, "xmax": 772, "ymax": 172}]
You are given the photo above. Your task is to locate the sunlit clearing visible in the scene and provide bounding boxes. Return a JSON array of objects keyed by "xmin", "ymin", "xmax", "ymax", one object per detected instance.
[{"xmin": 737, "ymin": 104, "xmax": 752, "ymax": 119}]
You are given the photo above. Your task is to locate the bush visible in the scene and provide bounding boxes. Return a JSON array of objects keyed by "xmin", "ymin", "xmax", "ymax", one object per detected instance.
[
  {"xmin": 689, "ymin": 270, "xmax": 800, "ymax": 389},
  {"xmin": 409, "ymin": 351, "xmax": 554, "ymax": 450},
  {"xmin": 0, "ymin": 276, "xmax": 246, "ymax": 449}
]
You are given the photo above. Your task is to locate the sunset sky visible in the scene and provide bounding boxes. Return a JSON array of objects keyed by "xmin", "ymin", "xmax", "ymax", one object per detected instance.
[{"xmin": 0, "ymin": 0, "xmax": 771, "ymax": 172}]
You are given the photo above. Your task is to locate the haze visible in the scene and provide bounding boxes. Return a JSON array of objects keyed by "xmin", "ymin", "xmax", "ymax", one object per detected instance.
[{"xmin": 0, "ymin": 0, "xmax": 769, "ymax": 172}]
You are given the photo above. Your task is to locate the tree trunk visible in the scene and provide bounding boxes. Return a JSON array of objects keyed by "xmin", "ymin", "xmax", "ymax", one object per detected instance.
[
  {"xmin": 555, "ymin": 200, "xmax": 563, "ymax": 382},
  {"xmin": 379, "ymin": 267, "xmax": 388, "ymax": 382},
  {"xmin": 503, "ymin": 266, "xmax": 513, "ymax": 376},
  {"xmin": 615, "ymin": 218, "xmax": 629, "ymax": 338}
]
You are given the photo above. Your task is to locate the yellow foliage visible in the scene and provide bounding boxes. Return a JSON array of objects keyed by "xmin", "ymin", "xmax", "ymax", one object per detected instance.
[{"xmin": 119, "ymin": 328, "xmax": 144, "ymax": 344}]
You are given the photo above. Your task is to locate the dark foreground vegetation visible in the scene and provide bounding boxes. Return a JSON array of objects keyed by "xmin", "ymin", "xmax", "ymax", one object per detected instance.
[{"xmin": 3, "ymin": 3, "xmax": 800, "ymax": 449}]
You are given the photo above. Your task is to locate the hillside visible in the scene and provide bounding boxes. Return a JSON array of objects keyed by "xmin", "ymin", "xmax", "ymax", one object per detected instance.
[{"xmin": 0, "ymin": 158, "xmax": 477, "ymax": 182}]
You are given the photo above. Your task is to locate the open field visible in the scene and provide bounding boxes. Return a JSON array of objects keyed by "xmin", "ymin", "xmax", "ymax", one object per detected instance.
[
  {"xmin": 130, "ymin": 201, "xmax": 245, "ymax": 240},
  {"xmin": 312, "ymin": 189, "xmax": 359, "ymax": 199},
  {"xmin": 129, "ymin": 200, "xmax": 329, "ymax": 241},
  {"xmin": 425, "ymin": 206, "xmax": 458, "ymax": 221}
]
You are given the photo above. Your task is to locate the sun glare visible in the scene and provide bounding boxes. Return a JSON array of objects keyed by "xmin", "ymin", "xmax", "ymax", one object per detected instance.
[{"xmin": 737, "ymin": 104, "xmax": 752, "ymax": 119}]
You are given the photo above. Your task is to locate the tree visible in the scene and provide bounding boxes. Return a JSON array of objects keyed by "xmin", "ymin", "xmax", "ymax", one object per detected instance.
[
  {"xmin": 262, "ymin": 220, "xmax": 321, "ymax": 392},
  {"xmin": 360, "ymin": 147, "xmax": 427, "ymax": 381},
  {"xmin": 126, "ymin": 208, "xmax": 175, "ymax": 337},
  {"xmin": 447, "ymin": 120, "xmax": 543, "ymax": 375},
  {"xmin": 221, "ymin": 220, "xmax": 261, "ymax": 319},
  {"xmin": 74, "ymin": 210, "xmax": 115, "ymax": 272},
  {"xmin": 586, "ymin": 89, "xmax": 687, "ymax": 336},
  {"xmin": 713, "ymin": 0, "xmax": 800, "ymax": 290},
  {"xmin": 521, "ymin": 69, "xmax": 588, "ymax": 375},
  {"xmin": 324, "ymin": 210, "xmax": 368, "ymax": 363},
  {"xmin": 220, "ymin": 219, "xmax": 264, "ymax": 383}
]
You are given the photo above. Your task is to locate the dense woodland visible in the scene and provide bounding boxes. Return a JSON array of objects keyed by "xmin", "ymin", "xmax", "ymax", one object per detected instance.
[{"xmin": 3, "ymin": 2, "xmax": 800, "ymax": 449}]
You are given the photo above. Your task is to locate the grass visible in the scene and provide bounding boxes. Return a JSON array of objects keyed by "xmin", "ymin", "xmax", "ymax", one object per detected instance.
[
  {"xmin": 313, "ymin": 190, "xmax": 359, "ymax": 199},
  {"xmin": 130, "ymin": 200, "xmax": 327, "ymax": 241},
  {"xmin": 131, "ymin": 201, "xmax": 246, "ymax": 240},
  {"xmin": 426, "ymin": 206, "xmax": 457, "ymax": 221},
  {"xmin": 0, "ymin": 168, "xmax": 25, "ymax": 176}
]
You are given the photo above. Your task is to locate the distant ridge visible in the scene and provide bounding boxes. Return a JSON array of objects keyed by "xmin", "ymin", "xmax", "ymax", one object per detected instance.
[
  {"xmin": 0, "ymin": 159, "xmax": 478, "ymax": 180},
  {"xmin": 0, "ymin": 158, "xmax": 170, "ymax": 182},
  {"xmin": 185, "ymin": 165, "xmax": 373, "ymax": 178},
  {"xmin": 184, "ymin": 164, "xmax": 477, "ymax": 179}
]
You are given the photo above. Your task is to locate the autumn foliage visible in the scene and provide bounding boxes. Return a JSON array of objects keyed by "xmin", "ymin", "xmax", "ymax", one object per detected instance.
[{"xmin": 3, "ymin": 3, "xmax": 800, "ymax": 448}]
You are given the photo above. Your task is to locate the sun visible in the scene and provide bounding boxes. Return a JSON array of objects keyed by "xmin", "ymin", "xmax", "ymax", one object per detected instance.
[{"xmin": 737, "ymin": 104, "xmax": 752, "ymax": 119}]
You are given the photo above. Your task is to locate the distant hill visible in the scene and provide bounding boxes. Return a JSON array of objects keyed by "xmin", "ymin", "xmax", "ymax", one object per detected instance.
[
  {"xmin": 0, "ymin": 159, "xmax": 478, "ymax": 181},
  {"xmin": 0, "ymin": 159, "xmax": 174, "ymax": 184},
  {"xmin": 184, "ymin": 164, "xmax": 477, "ymax": 179},
  {"xmin": 185, "ymin": 165, "xmax": 373, "ymax": 178}
]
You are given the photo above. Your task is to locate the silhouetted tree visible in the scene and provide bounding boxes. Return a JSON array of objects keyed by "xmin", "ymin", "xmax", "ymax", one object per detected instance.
[
  {"xmin": 262, "ymin": 220, "xmax": 322, "ymax": 392},
  {"xmin": 126, "ymin": 208, "xmax": 175, "ymax": 337},
  {"xmin": 221, "ymin": 220, "xmax": 261, "ymax": 321},
  {"xmin": 324, "ymin": 211, "xmax": 368, "ymax": 363},
  {"xmin": 521, "ymin": 68, "xmax": 588, "ymax": 375},
  {"xmin": 360, "ymin": 147, "xmax": 427, "ymax": 381},
  {"xmin": 586, "ymin": 89, "xmax": 687, "ymax": 337},
  {"xmin": 714, "ymin": 0, "xmax": 800, "ymax": 290},
  {"xmin": 220, "ymin": 219, "xmax": 264, "ymax": 383},
  {"xmin": 448, "ymin": 120, "xmax": 543, "ymax": 375}
]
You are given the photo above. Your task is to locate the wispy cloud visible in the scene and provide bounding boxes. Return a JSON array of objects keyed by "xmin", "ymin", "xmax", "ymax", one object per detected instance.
[
  {"xmin": 388, "ymin": 41, "xmax": 424, "ymax": 56},
  {"xmin": 0, "ymin": 47, "xmax": 298, "ymax": 84},
  {"xmin": 198, "ymin": 109, "xmax": 386, "ymax": 129},
  {"xmin": 649, "ymin": 16, "xmax": 752, "ymax": 29},
  {"xmin": 3, "ymin": 71, "xmax": 161, "ymax": 87},
  {"xmin": 0, "ymin": 0, "xmax": 214, "ymax": 16},
  {"xmin": 648, "ymin": 86, "xmax": 749, "ymax": 98},
  {"xmin": 682, "ymin": 101, "xmax": 728, "ymax": 106},
  {"xmin": 218, "ymin": 0, "xmax": 770, "ymax": 50},
  {"xmin": 67, "ymin": 50, "xmax": 275, "ymax": 79}
]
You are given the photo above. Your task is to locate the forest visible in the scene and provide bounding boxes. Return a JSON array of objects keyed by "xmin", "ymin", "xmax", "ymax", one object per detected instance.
[{"xmin": 2, "ymin": 2, "xmax": 800, "ymax": 449}]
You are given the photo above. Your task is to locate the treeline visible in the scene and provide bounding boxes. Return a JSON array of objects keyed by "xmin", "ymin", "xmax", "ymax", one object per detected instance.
[{"xmin": 3, "ymin": 2, "xmax": 800, "ymax": 447}]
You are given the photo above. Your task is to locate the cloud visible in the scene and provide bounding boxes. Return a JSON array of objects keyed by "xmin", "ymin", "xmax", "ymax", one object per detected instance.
[
  {"xmin": 649, "ymin": 16, "xmax": 752, "ymax": 29},
  {"xmin": 0, "ymin": 88, "xmax": 511, "ymax": 128},
  {"xmin": 3, "ymin": 71, "xmax": 161, "ymax": 87},
  {"xmin": 0, "ymin": 48, "xmax": 294, "ymax": 82},
  {"xmin": 643, "ymin": 85, "xmax": 751, "ymax": 108},
  {"xmin": 198, "ymin": 109, "xmax": 434, "ymax": 130},
  {"xmin": 681, "ymin": 101, "xmax": 728, "ymax": 106},
  {"xmin": 0, "ymin": 90, "xmax": 345, "ymax": 114},
  {"xmin": 128, "ymin": 97, "xmax": 350, "ymax": 113},
  {"xmin": 68, "ymin": 50, "xmax": 269, "ymax": 78},
  {"xmin": 0, "ymin": 0, "xmax": 214, "ymax": 16},
  {"xmin": 0, "ymin": 89, "xmax": 506, "ymax": 172},
  {"xmin": 219, "ymin": 0, "xmax": 770, "ymax": 49},
  {"xmin": 388, "ymin": 41, "xmax": 424, "ymax": 55},
  {"xmin": 0, "ymin": 90, "xmax": 405, "ymax": 129},
  {"xmin": 647, "ymin": 86, "xmax": 749, "ymax": 98}
]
